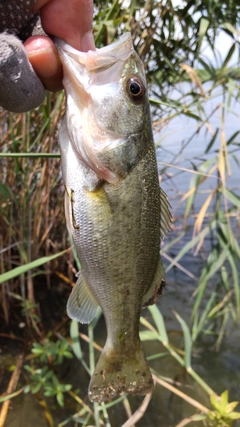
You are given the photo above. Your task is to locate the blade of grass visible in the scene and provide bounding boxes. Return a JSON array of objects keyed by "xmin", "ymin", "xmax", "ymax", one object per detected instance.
[
  {"xmin": 173, "ymin": 312, "xmax": 192, "ymax": 369},
  {"xmin": 0, "ymin": 249, "xmax": 70, "ymax": 284},
  {"xmin": 0, "ymin": 153, "xmax": 60, "ymax": 158},
  {"xmin": 147, "ymin": 305, "xmax": 169, "ymax": 344},
  {"xmin": 69, "ymin": 320, "xmax": 91, "ymax": 375}
]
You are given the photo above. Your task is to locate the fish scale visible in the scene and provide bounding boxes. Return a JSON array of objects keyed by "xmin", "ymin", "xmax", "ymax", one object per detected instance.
[{"xmin": 55, "ymin": 32, "xmax": 171, "ymax": 402}]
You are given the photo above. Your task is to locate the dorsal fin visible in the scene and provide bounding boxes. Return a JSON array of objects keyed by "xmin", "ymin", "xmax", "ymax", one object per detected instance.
[{"xmin": 160, "ymin": 187, "xmax": 172, "ymax": 239}]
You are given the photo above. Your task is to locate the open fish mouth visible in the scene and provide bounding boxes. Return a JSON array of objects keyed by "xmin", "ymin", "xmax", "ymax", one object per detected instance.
[
  {"xmin": 55, "ymin": 32, "xmax": 134, "ymax": 73},
  {"xmin": 54, "ymin": 33, "xmax": 136, "ymax": 108}
]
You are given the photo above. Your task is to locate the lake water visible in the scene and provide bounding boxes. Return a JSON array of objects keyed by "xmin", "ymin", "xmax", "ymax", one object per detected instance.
[
  {"xmin": 157, "ymin": 82, "xmax": 240, "ymax": 210},
  {"xmin": 155, "ymin": 81, "xmax": 240, "ymax": 273}
]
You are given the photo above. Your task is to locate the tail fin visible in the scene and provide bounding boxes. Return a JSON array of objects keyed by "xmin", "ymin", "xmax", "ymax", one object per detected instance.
[{"xmin": 88, "ymin": 344, "xmax": 153, "ymax": 402}]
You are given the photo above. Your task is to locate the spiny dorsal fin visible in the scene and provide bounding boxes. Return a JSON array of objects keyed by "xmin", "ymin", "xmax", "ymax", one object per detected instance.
[
  {"xmin": 160, "ymin": 187, "xmax": 172, "ymax": 240},
  {"xmin": 67, "ymin": 273, "xmax": 99, "ymax": 324}
]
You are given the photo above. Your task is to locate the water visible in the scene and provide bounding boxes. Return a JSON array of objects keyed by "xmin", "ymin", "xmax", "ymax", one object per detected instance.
[
  {"xmin": 157, "ymin": 83, "xmax": 240, "ymax": 210},
  {"xmin": 156, "ymin": 82, "xmax": 240, "ymax": 279}
]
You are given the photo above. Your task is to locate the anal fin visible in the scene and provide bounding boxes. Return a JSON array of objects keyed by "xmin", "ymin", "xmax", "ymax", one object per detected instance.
[
  {"xmin": 142, "ymin": 257, "xmax": 165, "ymax": 307},
  {"xmin": 67, "ymin": 273, "xmax": 99, "ymax": 324}
]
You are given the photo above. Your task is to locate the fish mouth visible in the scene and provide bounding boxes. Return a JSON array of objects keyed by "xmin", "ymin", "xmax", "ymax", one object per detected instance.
[
  {"xmin": 55, "ymin": 32, "xmax": 134, "ymax": 73},
  {"xmin": 54, "ymin": 33, "xmax": 140, "ymax": 185},
  {"xmin": 54, "ymin": 32, "xmax": 135, "ymax": 102}
]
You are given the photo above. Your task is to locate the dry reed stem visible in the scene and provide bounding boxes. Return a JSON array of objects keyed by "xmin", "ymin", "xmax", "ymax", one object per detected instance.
[
  {"xmin": 123, "ymin": 397, "xmax": 134, "ymax": 424},
  {"xmin": 121, "ymin": 391, "xmax": 153, "ymax": 427},
  {"xmin": 37, "ymin": 398, "xmax": 55, "ymax": 427},
  {"xmin": 175, "ymin": 414, "xmax": 203, "ymax": 427},
  {"xmin": 153, "ymin": 374, "xmax": 209, "ymax": 414},
  {"xmin": 162, "ymin": 252, "xmax": 198, "ymax": 281},
  {"xmin": 79, "ymin": 332, "xmax": 102, "ymax": 352},
  {"xmin": 181, "ymin": 64, "xmax": 205, "ymax": 97},
  {"xmin": 68, "ymin": 390, "xmax": 95, "ymax": 417},
  {"xmin": 0, "ymin": 353, "xmax": 24, "ymax": 427}
]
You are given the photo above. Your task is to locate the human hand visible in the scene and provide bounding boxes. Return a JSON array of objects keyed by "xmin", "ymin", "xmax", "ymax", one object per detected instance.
[{"xmin": 0, "ymin": 0, "xmax": 94, "ymax": 112}]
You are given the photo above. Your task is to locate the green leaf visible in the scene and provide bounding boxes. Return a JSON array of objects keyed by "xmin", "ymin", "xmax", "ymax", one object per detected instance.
[
  {"xmin": 62, "ymin": 351, "xmax": 73, "ymax": 359},
  {"xmin": 148, "ymin": 305, "xmax": 168, "ymax": 344},
  {"xmin": 44, "ymin": 388, "xmax": 56, "ymax": 397},
  {"xmin": 192, "ymin": 246, "xmax": 229, "ymax": 319},
  {"xmin": 221, "ymin": 390, "xmax": 229, "ymax": 407},
  {"xmin": 0, "ymin": 387, "xmax": 25, "ymax": 403},
  {"xmin": 32, "ymin": 383, "xmax": 42, "ymax": 394},
  {"xmin": 70, "ymin": 320, "xmax": 82, "ymax": 360},
  {"xmin": 147, "ymin": 352, "xmax": 169, "ymax": 361},
  {"xmin": 226, "ymin": 401, "xmax": 239, "ymax": 413},
  {"xmin": 61, "ymin": 384, "xmax": 72, "ymax": 392},
  {"xmin": 0, "ymin": 153, "xmax": 60, "ymax": 158},
  {"xmin": 223, "ymin": 188, "xmax": 240, "ymax": 209},
  {"xmin": 222, "ymin": 43, "xmax": 236, "ymax": 69},
  {"xmin": 192, "ymin": 292, "xmax": 216, "ymax": 341},
  {"xmin": 227, "ymin": 251, "xmax": 240, "ymax": 315},
  {"xmin": 227, "ymin": 412, "xmax": 240, "ymax": 420},
  {"xmin": 210, "ymin": 393, "xmax": 221, "ymax": 411},
  {"xmin": 226, "ymin": 130, "xmax": 240, "ymax": 146},
  {"xmin": 198, "ymin": 18, "xmax": 210, "ymax": 52},
  {"xmin": 139, "ymin": 330, "xmax": 159, "ymax": 341},
  {"xmin": 0, "ymin": 249, "xmax": 69, "ymax": 284},
  {"xmin": 205, "ymin": 128, "xmax": 219, "ymax": 154},
  {"xmin": 174, "ymin": 312, "xmax": 192, "ymax": 369},
  {"xmin": 221, "ymin": 23, "xmax": 240, "ymax": 36},
  {"xmin": 227, "ymin": 78, "xmax": 236, "ymax": 108},
  {"xmin": 70, "ymin": 320, "xmax": 91, "ymax": 375}
]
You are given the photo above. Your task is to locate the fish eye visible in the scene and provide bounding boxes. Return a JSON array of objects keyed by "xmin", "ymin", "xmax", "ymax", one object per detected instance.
[{"xmin": 126, "ymin": 77, "xmax": 146, "ymax": 100}]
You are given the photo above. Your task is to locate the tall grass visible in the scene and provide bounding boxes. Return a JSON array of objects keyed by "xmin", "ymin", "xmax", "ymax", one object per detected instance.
[
  {"xmin": 0, "ymin": 93, "xmax": 75, "ymax": 323},
  {"xmin": 1, "ymin": 1, "xmax": 240, "ymax": 425}
]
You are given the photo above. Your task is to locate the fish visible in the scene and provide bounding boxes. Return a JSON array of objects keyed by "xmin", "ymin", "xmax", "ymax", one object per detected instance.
[{"xmin": 55, "ymin": 32, "xmax": 171, "ymax": 403}]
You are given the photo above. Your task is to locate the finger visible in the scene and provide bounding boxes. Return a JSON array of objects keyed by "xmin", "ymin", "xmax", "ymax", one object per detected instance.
[
  {"xmin": 36, "ymin": 0, "xmax": 95, "ymax": 52},
  {"xmin": 24, "ymin": 36, "xmax": 63, "ymax": 92}
]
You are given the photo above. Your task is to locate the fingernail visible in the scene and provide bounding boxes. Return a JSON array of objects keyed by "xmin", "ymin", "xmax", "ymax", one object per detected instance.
[{"xmin": 80, "ymin": 31, "xmax": 96, "ymax": 52}]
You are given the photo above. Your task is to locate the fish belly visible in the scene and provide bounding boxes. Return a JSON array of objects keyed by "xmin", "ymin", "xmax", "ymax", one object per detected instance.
[{"xmin": 67, "ymin": 147, "xmax": 161, "ymax": 402}]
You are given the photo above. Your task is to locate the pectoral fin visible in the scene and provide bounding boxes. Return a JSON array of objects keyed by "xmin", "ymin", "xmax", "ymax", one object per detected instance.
[
  {"xmin": 142, "ymin": 257, "xmax": 165, "ymax": 307},
  {"xmin": 67, "ymin": 273, "xmax": 99, "ymax": 323}
]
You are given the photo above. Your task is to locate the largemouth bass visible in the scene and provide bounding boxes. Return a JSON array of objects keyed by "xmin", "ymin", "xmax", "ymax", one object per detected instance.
[{"xmin": 55, "ymin": 33, "xmax": 171, "ymax": 403}]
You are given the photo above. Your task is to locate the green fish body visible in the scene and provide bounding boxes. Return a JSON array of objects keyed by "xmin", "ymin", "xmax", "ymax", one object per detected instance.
[{"xmin": 56, "ymin": 33, "xmax": 171, "ymax": 402}]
